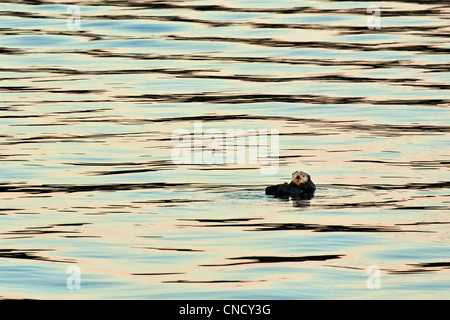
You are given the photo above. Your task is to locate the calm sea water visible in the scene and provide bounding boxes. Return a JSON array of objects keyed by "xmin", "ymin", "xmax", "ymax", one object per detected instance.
[{"xmin": 0, "ymin": 0, "xmax": 449, "ymax": 299}]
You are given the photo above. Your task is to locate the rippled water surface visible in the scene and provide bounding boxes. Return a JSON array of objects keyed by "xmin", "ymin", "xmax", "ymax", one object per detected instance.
[{"xmin": 0, "ymin": 0, "xmax": 449, "ymax": 299}]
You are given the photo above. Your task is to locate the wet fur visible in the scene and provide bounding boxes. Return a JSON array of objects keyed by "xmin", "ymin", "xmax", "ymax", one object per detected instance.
[{"xmin": 265, "ymin": 171, "xmax": 316, "ymax": 199}]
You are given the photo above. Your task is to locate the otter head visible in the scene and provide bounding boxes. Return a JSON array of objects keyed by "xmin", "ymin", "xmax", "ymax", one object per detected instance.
[{"xmin": 291, "ymin": 171, "xmax": 310, "ymax": 186}]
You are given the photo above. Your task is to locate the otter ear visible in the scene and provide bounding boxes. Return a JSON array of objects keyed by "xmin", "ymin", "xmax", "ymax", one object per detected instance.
[{"xmin": 307, "ymin": 174, "xmax": 311, "ymax": 181}]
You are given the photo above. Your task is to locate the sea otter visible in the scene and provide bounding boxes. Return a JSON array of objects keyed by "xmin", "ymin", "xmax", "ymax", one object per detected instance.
[{"xmin": 265, "ymin": 171, "xmax": 316, "ymax": 199}]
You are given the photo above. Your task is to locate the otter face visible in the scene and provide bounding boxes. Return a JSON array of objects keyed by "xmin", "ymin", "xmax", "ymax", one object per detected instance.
[{"xmin": 291, "ymin": 171, "xmax": 310, "ymax": 186}]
